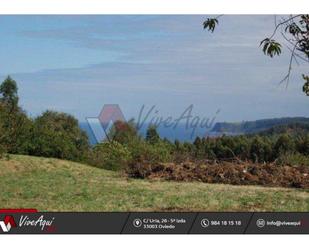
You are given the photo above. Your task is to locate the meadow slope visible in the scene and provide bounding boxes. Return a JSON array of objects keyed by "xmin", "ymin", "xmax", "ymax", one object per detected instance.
[{"xmin": 0, "ymin": 155, "xmax": 308, "ymax": 211}]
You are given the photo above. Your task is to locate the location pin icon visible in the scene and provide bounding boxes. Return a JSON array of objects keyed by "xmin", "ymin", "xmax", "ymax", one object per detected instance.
[{"xmin": 133, "ymin": 219, "xmax": 142, "ymax": 228}]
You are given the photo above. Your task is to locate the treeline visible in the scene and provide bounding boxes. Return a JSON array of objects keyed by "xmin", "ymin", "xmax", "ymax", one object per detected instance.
[
  {"xmin": 88, "ymin": 119, "xmax": 309, "ymax": 171},
  {"xmin": 1, "ymin": 76, "xmax": 309, "ymax": 172},
  {"xmin": 0, "ymin": 76, "xmax": 89, "ymax": 161},
  {"xmin": 189, "ymin": 133, "xmax": 309, "ymax": 165}
]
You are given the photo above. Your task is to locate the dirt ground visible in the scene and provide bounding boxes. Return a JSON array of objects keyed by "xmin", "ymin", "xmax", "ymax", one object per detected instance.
[{"xmin": 128, "ymin": 161, "xmax": 309, "ymax": 189}]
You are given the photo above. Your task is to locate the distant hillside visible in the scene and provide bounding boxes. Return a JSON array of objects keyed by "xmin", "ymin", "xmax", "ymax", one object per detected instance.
[
  {"xmin": 258, "ymin": 122, "xmax": 309, "ymax": 136},
  {"xmin": 211, "ymin": 117, "xmax": 309, "ymax": 134}
]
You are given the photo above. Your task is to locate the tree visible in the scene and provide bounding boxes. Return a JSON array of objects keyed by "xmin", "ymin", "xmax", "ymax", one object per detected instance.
[
  {"xmin": 203, "ymin": 137, "xmax": 217, "ymax": 160},
  {"xmin": 31, "ymin": 111, "xmax": 89, "ymax": 161},
  {"xmin": 0, "ymin": 76, "xmax": 19, "ymax": 111},
  {"xmin": 250, "ymin": 136, "xmax": 272, "ymax": 163},
  {"xmin": 273, "ymin": 134, "xmax": 295, "ymax": 156},
  {"xmin": 233, "ymin": 136, "xmax": 251, "ymax": 160},
  {"xmin": 0, "ymin": 77, "xmax": 33, "ymax": 154},
  {"xmin": 108, "ymin": 119, "xmax": 139, "ymax": 145},
  {"xmin": 0, "ymin": 103, "xmax": 8, "ymax": 156},
  {"xmin": 193, "ymin": 136, "xmax": 205, "ymax": 159},
  {"xmin": 203, "ymin": 15, "xmax": 309, "ymax": 95},
  {"xmin": 193, "ymin": 136, "xmax": 202, "ymax": 148},
  {"xmin": 213, "ymin": 138, "xmax": 235, "ymax": 159},
  {"xmin": 146, "ymin": 125, "xmax": 160, "ymax": 144},
  {"xmin": 298, "ymin": 134, "xmax": 309, "ymax": 155}
]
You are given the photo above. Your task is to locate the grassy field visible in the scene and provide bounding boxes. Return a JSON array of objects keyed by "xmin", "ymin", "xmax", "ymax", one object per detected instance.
[{"xmin": 0, "ymin": 155, "xmax": 308, "ymax": 211}]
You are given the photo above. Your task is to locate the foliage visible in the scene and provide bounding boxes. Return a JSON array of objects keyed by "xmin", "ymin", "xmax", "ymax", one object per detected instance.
[
  {"xmin": 287, "ymin": 15, "xmax": 309, "ymax": 58},
  {"xmin": 0, "ymin": 78, "xmax": 34, "ymax": 155},
  {"xmin": 203, "ymin": 15, "xmax": 309, "ymax": 95},
  {"xmin": 173, "ymin": 124, "xmax": 309, "ymax": 165},
  {"xmin": 128, "ymin": 138, "xmax": 172, "ymax": 165},
  {"xmin": 203, "ymin": 18, "xmax": 218, "ymax": 32},
  {"xmin": 105, "ymin": 121, "xmax": 309, "ymax": 167},
  {"xmin": 0, "ymin": 104, "xmax": 8, "ymax": 157},
  {"xmin": 1, "ymin": 76, "xmax": 308, "ymax": 171},
  {"xmin": 145, "ymin": 125, "xmax": 160, "ymax": 144},
  {"xmin": 107, "ymin": 119, "xmax": 139, "ymax": 144},
  {"xmin": 31, "ymin": 111, "xmax": 89, "ymax": 161},
  {"xmin": 89, "ymin": 141, "xmax": 132, "ymax": 171},
  {"xmin": 297, "ymin": 134, "xmax": 309, "ymax": 155},
  {"xmin": 303, "ymin": 75, "xmax": 309, "ymax": 96},
  {"xmin": 273, "ymin": 134, "xmax": 295, "ymax": 157},
  {"xmin": 173, "ymin": 139, "xmax": 193, "ymax": 162},
  {"xmin": 260, "ymin": 38, "xmax": 282, "ymax": 57},
  {"xmin": 89, "ymin": 124, "xmax": 172, "ymax": 171},
  {"xmin": 250, "ymin": 136, "xmax": 273, "ymax": 163},
  {"xmin": 0, "ymin": 76, "xmax": 19, "ymax": 111},
  {"xmin": 276, "ymin": 152, "xmax": 309, "ymax": 167}
]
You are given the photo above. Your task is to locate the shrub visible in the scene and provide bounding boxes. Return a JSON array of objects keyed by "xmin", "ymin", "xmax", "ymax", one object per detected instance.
[
  {"xmin": 274, "ymin": 134, "xmax": 295, "ymax": 157},
  {"xmin": 128, "ymin": 139, "xmax": 172, "ymax": 165},
  {"xmin": 250, "ymin": 136, "xmax": 273, "ymax": 163},
  {"xmin": 276, "ymin": 152, "xmax": 309, "ymax": 167},
  {"xmin": 172, "ymin": 140, "xmax": 192, "ymax": 162},
  {"xmin": 146, "ymin": 125, "xmax": 160, "ymax": 144},
  {"xmin": 297, "ymin": 134, "xmax": 309, "ymax": 155},
  {"xmin": 89, "ymin": 141, "xmax": 132, "ymax": 171}
]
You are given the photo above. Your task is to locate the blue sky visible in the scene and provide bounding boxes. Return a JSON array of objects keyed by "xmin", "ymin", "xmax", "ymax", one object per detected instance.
[{"xmin": 0, "ymin": 15, "xmax": 308, "ymax": 122}]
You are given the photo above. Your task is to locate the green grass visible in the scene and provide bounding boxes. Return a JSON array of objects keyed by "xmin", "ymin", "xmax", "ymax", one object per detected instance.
[{"xmin": 0, "ymin": 155, "xmax": 308, "ymax": 211}]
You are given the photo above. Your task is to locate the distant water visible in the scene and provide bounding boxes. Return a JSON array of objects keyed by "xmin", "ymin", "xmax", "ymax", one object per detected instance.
[{"xmin": 79, "ymin": 122, "xmax": 224, "ymax": 145}]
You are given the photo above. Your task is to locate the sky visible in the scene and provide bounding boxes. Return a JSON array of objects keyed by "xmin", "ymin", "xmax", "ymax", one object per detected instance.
[{"xmin": 0, "ymin": 15, "xmax": 308, "ymax": 123}]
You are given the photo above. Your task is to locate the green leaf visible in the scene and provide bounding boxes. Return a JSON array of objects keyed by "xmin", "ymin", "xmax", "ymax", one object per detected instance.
[
  {"xmin": 303, "ymin": 75, "xmax": 309, "ymax": 96},
  {"xmin": 203, "ymin": 18, "xmax": 219, "ymax": 33},
  {"xmin": 260, "ymin": 38, "xmax": 282, "ymax": 57}
]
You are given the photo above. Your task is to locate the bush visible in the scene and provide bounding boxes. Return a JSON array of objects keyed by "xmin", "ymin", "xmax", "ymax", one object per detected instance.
[
  {"xmin": 276, "ymin": 152, "xmax": 309, "ymax": 167},
  {"xmin": 274, "ymin": 134, "xmax": 295, "ymax": 157},
  {"xmin": 250, "ymin": 136, "xmax": 273, "ymax": 163},
  {"xmin": 89, "ymin": 141, "xmax": 132, "ymax": 171},
  {"xmin": 128, "ymin": 139, "xmax": 172, "ymax": 165},
  {"xmin": 146, "ymin": 125, "xmax": 160, "ymax": 144},
  {"xmin": 297, "ymin": 134, "xmax": 309, "ymax": 155}
]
